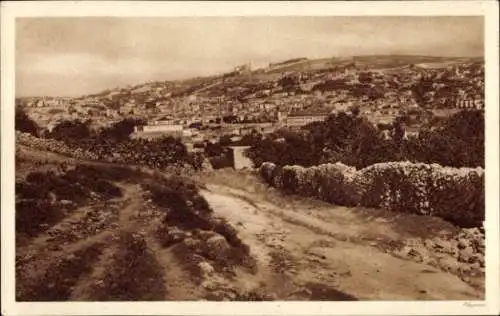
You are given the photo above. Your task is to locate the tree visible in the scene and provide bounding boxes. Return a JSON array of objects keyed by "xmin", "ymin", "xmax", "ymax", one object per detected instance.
[
  {"xmin": 15, "ymin": 107, "xmax": 39, "ymax": 136},
  {"xmin": 100, "ymin": 117, "xmax": 146, "ymax": 141},
  {"xmin": 246, "ymin": 111, "xmax": 393, "ymax": 169},
  {"xmin": 278, "ymin": 75, "xmax": 299, "ymax": 91},
  {"xmin": 391, "ymin": 119, "xmax": 405, "ymax": 147},
  {"xmin": 358, "ymin": 72, "xmax": 373, "ymax": 84},
  {"xmin": 402, "ymin": 110, "xmax": 484, "ymax": 167},
  {"xmin": 236, "ymin": 131, "xmax": 262, "ymax": 146},
  {"xmin": 48, "ymin": 119, "xmax": 92, "ymax": 143},
  {"xmin": 219, "ymin": 135, "xmax": 233, "ymax": 147}
]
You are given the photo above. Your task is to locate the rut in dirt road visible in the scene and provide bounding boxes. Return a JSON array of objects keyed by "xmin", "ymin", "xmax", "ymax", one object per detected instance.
[{"xmin": 200, "ymin": 184, "xmax": 483, "ymax": 300}]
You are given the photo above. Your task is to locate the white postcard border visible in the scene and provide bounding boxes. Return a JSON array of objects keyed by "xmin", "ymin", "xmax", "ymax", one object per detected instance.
[{"xmin": 1, "ymin": 1, "xmax": 499, "ymax": 315}]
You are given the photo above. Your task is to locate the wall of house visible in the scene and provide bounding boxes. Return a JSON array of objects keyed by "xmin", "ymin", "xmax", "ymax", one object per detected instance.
[
  {"xmin": 142, "ymin": 124, "xmax": 183, "ymax": 132},
  {"xmin": 229, "ymin": 146, "xmax": 253, "ymax": 170},
  {"xmin": 285, "ymin": 115, "xmax": 327, "ymax": 126}
]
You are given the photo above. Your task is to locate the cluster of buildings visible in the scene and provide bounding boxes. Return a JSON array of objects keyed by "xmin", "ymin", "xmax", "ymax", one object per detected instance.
[{"xmin": 18, "ymin": 59, "xmax": 484, "ymax": 151}]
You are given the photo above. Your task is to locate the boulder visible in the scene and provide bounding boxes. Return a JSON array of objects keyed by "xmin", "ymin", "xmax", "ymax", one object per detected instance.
[
  {"xmin": 434, "ymin": 238, "xmax": 456, "ymax": 254},
  {"xmin": 423, "ymin": 239, "xmax": 435, "ymax": 249},
  {"xmin": 457, "ymin": 238, "xmax": 470, "ymax": 249},
  {"xmin": 198, "ymin": 261, "xmax": 215, "ymax": 275},
  {"xmin": 206, "ymin": 235, "xmax": 231, "ymax": 253},
  {"xmin": 60, "ymin": 199, "xmax": 74, "ymax": 206},
  {"xmin": 458, "ymin": 246, "xmax": 475, "ymax": 263},
  {"xmin": 183, "ymin": 237, "xmax": 199, "ymax": 248}
]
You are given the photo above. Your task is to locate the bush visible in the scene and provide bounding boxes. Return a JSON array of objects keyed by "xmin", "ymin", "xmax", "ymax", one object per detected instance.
[
  {"xmin": 100, "ymin": 117, "xmax": 146, "ymax": 141},
  {"xmin": 404, "ymin": 110, "xmax": 484, "ymax": 168},
  {"xmin": 280, "ymin": 165, "xmax": 303, "ymax": 194},
  {"xmin": 16, "ymin": 199, "xmax": 65, "ymax": 237},
  {"xmin": 17, "ymin": 243, "xmax": 104, "ymax": 301},
  {"xmin": 357, "ymin": 162, "xmax": 485, "ymax": 227},
  {"xmin": 16, "ymin": 166, "xmax": 127, "ymax": 240},
  {"xmin": 209, "ymin": 154, "xmax": 233, "ymax": 170},
  {"xmin": 260, "ymin": 162, "xmax": 277, "ymax": 184},
  {"xmin": 429, "ymin": 168, "xmax": 484, "ymax": 227},
  {"xmin": 142, "ymin": 175, "xmax": 213, "ymax": 231},
  {"xmin": 48, "ymin": 119, "xmax": 93, "ymax": 142}
]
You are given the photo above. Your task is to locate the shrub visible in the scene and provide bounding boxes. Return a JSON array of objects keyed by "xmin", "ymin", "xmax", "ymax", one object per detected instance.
[
  {"xmin": 300, "ymin": 166, "xmax": 319, "ymax": 197},
  {"xmin": 142, "ymin": 175, "xmax": 213, "ymax": 231},
  {"xmin": 93, "ymin": 180, "xmax": 123, "ymax": 199},
  {"xmin": 17, "ymin": 243, "xmax": 104, "ymax": 301},
  {"xmin": 16, "ymin": 199, "xmax": 65, "ymax": 237},
  {"xmin": 357, "ymin": 162, "xmax": 485, "ymax": 227},
  {"xmin": 259, "ymin": 162, "xmax": 277, "ymax": 185},
  {"xmin": 90, "ymin": 232, "xmax": 166, "ymax": 301},
  {"xmin": 209, "ymin": 154, "xmax": 233, "ymax": 169},
  {"xmin": 281, "ymin": 165, "xmax": 304, "ymax": 194},
  {"xmin": 429, "ymin": 167, "xmax": 484, "ymax": 227},
  {"xmin": 48, "ymin": 119, "xmax": 92, "ymax": 142},
  {"xmin": 16, "ymin": 182, "xmax": 48, "ymax": 200}
]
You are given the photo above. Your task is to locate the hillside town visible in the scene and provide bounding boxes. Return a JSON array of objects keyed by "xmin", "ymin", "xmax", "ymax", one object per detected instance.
[{"xmin": 17, "ymin": 56, "xmax": 484, "ymax": 150}]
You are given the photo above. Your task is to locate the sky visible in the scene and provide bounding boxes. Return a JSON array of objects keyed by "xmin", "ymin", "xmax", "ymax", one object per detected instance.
[{"xmin": 16, "ymin": 16, "xmax": 484, "ymax": 97}]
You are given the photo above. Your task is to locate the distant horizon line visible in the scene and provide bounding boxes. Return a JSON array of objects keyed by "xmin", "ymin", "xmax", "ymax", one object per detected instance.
[{"xmin": 16, "ymin": 53, "xmax": 484, "ymax": 99}]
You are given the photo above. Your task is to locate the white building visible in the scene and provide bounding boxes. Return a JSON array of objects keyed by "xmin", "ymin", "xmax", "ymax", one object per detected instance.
[{"xmin": 228, "ymin": 146, "xmax": 253, "ymax": 170}]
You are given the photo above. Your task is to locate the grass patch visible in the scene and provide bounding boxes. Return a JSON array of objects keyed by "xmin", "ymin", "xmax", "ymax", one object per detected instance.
[
  {"xmin": 16, "ymin": 199, "xmax": 67, "ymax": 238},
  {"xmin": 16, "ymin": 242, "xmax": 104, "ymax": 301},
  {"xmin": 89, "ymin": 232, "xmax": 166, "ymax": 301},
  {"xmin": 16, "ymin": 166, "xmax": 125, "ymax": 239}
]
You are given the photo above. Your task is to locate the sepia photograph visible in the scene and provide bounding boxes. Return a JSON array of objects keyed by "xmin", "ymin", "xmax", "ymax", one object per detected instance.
[{"xmin": 1, "ymin": 1, "xmax": 499, "ymax": 316}]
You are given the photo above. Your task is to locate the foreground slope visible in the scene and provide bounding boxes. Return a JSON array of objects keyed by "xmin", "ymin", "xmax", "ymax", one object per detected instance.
[{"xmin": 16, "ymin": 148, "xmax": 483, "ymax": 301}]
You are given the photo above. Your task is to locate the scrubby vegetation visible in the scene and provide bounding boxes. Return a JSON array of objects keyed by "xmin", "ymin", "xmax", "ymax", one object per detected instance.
[
  {"xmin": 16, "ymin": 166, "xmax": 124, "ymax": 238},
  {"xmin": 260, "ymin": 161, "xmax": 484, "ymax": 228},
  {"xmin": 140, "ymin": 174, "xmax": 256, "ymax": 277},
  {"xmin": 17, "ymin": 242, "xmax": 105, "ymax": 301},
  {"xmin": 16, "ymin": 157, "xmax": 257, "ymax": 300},
  {"xmin": 89, "ymin": 232, "xmax": 166, "ymax": 301},
  {"xmin": 251, "ymin": 109, "xmax": 485, "ymax": 229}
]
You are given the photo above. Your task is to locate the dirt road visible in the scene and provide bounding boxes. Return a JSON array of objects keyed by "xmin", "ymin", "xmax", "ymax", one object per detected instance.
[{"xmin": 199, "ymin": 183, "xmax": 483, "ymax": 300}]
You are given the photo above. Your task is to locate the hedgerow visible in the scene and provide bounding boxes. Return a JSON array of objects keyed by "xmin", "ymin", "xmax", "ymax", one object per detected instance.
[
  {"xmin": 16, "ymin": 131, "xmax": 202, "ymax": 171},
  {"xmin": 260, "ymin": 161, "xmax": 484, "ymax": 228}
]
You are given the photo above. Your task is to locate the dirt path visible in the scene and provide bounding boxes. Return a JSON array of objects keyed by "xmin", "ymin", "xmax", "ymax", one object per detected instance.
[{"xmin": 200, "ymin": 184, "xmax": 483, "ymax": 300}]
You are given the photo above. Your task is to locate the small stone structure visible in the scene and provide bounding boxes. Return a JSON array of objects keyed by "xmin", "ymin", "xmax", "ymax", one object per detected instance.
[{"xmin": 228, "ymin": 146, "xmax": 253, "ymax": 170}]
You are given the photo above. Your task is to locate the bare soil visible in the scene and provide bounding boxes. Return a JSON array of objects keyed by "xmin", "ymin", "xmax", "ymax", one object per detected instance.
[{"xmin": 198, "ymin": 183, "xmax": 483, "ymax": 300}]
